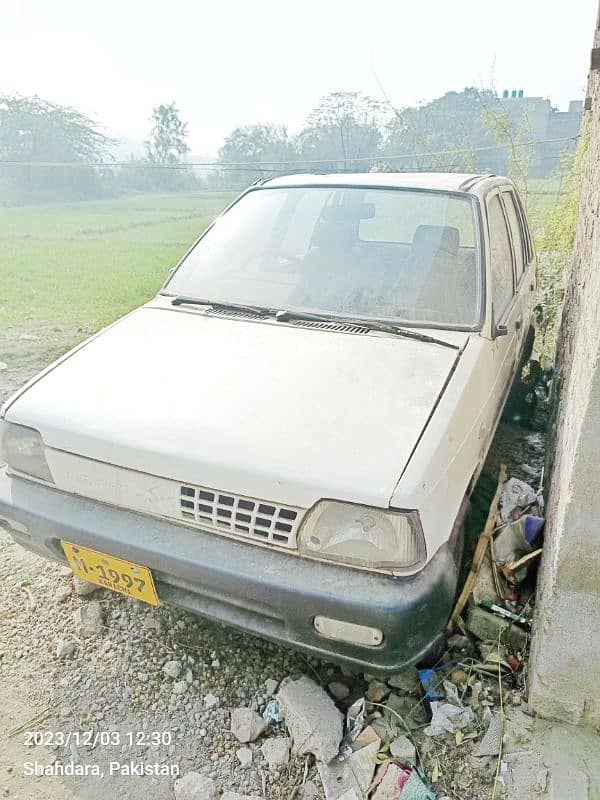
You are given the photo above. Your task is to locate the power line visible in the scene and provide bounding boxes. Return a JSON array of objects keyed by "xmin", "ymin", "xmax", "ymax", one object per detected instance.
[{"xmin": 0, "ymin": 136, "xmax": 579, "ymax": 170}]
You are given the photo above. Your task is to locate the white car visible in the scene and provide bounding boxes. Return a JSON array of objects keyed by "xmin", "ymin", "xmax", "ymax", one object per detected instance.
[{"xmin": 0, "ymin": 172, "xmax": 536, "ymax": 672}]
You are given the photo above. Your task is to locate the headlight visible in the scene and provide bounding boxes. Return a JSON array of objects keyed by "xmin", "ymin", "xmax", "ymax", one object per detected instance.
[
  {"xmin": 298, "ymin": 500, "xmax": 426, "ymax": 574},
  {"xmin": 0, "ymin": 421, "xmax": 54, "ymax": 483}
]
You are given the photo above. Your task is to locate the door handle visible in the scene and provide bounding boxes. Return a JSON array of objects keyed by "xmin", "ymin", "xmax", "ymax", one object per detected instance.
[{"xmin": 515, "ymin": 318, "xmax": 523, "ymax": 331}]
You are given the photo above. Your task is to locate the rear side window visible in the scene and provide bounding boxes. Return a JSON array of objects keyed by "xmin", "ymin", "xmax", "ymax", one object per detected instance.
[
  {"xmin": 486, "ymin": 194, "xmax": 514, "ymax": 322},
  {"xmin": 502, "ymin": 191, "xmax": 525, "ymax": 281}
]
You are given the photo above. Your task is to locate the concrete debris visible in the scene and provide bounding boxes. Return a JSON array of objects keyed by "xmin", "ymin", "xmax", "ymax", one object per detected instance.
[
  {"xmin": 353, "ymin": 725, "xmax": 380, "ymax": 750},
  {"xmin": 204, "ymin": 692, "xmax": 219, "ymax": 709},
  {"xmin": 260, "ymin": 736, "xmax": 291, "ymax": 769},
  {"xmin": 328, "ymin": 681, "xmax": 350, "ymax": 701},
  {"xmin": 465, "ymin": 605, "xmax": 528, "ymax": 651},
  {"xmin": 318, "ymin": 740, "xmax": 379, "ymax": 800},
  {"xmin": 163, "ymin": 660, "xmax": 182, "ymax": 679},
  {"xmin": 264, "ymin": 678, "xmax": 279, "ymax": 696},
  {"xmin": 172, "ymin": 680, "xmax": 188, "ymax": 695},
  {"xmin": 387, "ymin": 667, "xmax": 419, "ymax": 693},
  {"xmin": 73, "ymin": 601, "xmax": 102, "ymax": 638},
  {"xmin": 475, "ymin": 712, "xmax": 503, "ymax": 757},
  {"xmin": 236, "ymin": 747, "xmax": 253, "ymax": 768},
  {"xmin": 299, "ymin": 780, "xmax": 319, "ymax": 800},
  {"xmin": 230, "ymin": 708, "xmax": 268, "ymax": 743},
  {"xmin": 73, "ymin": 576, "xmax": 98, "ymax": 596},
  {"xmin": 221, "ymin": 793, "xmax": 264, "ymax": 800},
  {"xmin": 277, "ymin": 676, "xmax": 343, "ymax": 763},
  {"xmin": 173, "ymin": 771, "xmax": 216, "ymax": 800},
  {"xmin": 389, "ymin": 734, "xmax": 417, "ymax": 762},
  {"xmin": 55, "ymin": 638, "xmax": 75, "ymax": 658}
]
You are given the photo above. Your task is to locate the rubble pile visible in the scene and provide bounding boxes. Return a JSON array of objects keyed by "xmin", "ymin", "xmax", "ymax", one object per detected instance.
[{"xmin": 169, "ymin": 470, "xmax": 542, "ymax": 800}]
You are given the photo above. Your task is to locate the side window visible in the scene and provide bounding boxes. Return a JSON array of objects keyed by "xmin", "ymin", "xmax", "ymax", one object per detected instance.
[
  {"xmin": 486, "ymin": 194, "xmax": 514, "ymax": 322},
  {"xmin": 502, "ymin": 191, "xmax": 525, "ymax": 281}
]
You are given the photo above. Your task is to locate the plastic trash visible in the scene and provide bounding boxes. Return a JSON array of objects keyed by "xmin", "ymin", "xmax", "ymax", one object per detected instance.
[
  {"xmin": 417, "ymin": 663, "xmax": 455, "ymax": 702},
  {"xmin": 262, "ymin": 698, "xmax": 283, "ymax": 724},
  {"xmin": 494, "ymin": 515, "xmax": 544, "ymax": 564},
  {"xmin": 499, "ymin": 478, "xmax": 539, "ymax": 521},
  {"xmin": 424, "ymin": 701, "xmax": 475, "ymax": 736}
]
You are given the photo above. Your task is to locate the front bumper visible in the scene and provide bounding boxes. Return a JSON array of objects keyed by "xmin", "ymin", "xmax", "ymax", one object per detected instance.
[{"xmin": 0, "ymin": 468, "xmax": 458, "ymax": 674}]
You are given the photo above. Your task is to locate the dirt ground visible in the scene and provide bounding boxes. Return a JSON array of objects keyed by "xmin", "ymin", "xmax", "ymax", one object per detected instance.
[{"xmin": 0, "ymin": 323, "xmax": 548, "ymax": 800}]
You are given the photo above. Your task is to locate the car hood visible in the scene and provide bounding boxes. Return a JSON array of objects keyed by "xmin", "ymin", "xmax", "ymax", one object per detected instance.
[{"xmin": 5, "ymin": 305, "xmax": 466, "ymax": 508}]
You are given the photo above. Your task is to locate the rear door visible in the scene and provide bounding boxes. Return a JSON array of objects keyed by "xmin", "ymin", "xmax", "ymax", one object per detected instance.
[
  {"xmin": 501, "ymin": 188, "xmax": 531, "ymax": 360},
  {"xmin": 485, "ymin": 189, "xmax": 520, "ymax": 419}
]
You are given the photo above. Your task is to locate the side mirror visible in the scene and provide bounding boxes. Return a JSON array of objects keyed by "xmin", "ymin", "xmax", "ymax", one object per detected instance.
[
  {"xmin": 167, "ymin": 267, "xmax": 176, "ymax": 278},
  {"xmin": 494, "ymin": 323, "xmax": 509, "ymax": 338}
]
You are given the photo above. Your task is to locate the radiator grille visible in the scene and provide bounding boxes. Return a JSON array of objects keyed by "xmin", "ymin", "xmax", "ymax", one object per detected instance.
[{"xmin": 179, "ymin": 485, "xmax": 302, "ymax": 548}]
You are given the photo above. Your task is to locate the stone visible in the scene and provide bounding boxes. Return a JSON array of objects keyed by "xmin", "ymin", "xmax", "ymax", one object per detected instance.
[
  {"xmin": 389, "ymin": 734, "xmax": 416, "ymax": 762},
  {"xmin": 55, "ymin": 587, "xmax": 71, "ymax": 603},
  {"xmin": 387, "ymin": 667, "xmax": 419, "ymax": 693},
  {"xmin": 328, "ymin": 681, "xmax": 350, "ymax": 701},
  {"xmin": 450, "ymin": 669, "xmax": 468, "ymax": 685},
  {"xmin": 73, "ymin": 602, "xmax": 102, "ymax": 637},
  {"xmin": 204, "ymin": 693, "xmax": 219, "ymax": 709},
  {"xmin": 0, "ymin": 362, "xmax": 7, "ymax": 371},
  {"xmin": 236, "ymin": 747, "xmax": 252, "ymax": 768},
  {"xmin": 73, "ymin": 576, "xmax": 98, "ymax": 596},
  {"xmin": 172, "ymin": 681, "xmax": 188, "ymax": 695},
  {"xmin": 465, "ymin": 606, "xmax": 528, "ymax": 652},
  {"xmin": 56, "ymin": 638, "xmax": 75, "ymax": 658},
  {"xmin": 260, "ymin": 736, "xmax": 291, "ymax": 769},
  {"xmin": 221, "ymin": 794, "xmax": 264, "ymax": 800},
  {"xmin": 447, "ymin": 634, "xmax": 471, "ymax": 652},
  {"xmin": 318, "ymin": 740, "xmax": 379, "ymax": 800},
  {"xmin": 366, "ymin": 680, "xmax": 389, "ymax": 703},
  {"xmin": 265, "ymin": 678, "xmax": 279, "ymax": 696},
  {"xmin": 163, "ymin": 660, "xmax": 182, "ymax": 679},
  {"xmin": 173, "ymin": 771, "xmax": 216, "ymax": 800},
  {"xmin": 58, "ymin": 566, "xmax": 73, "ymax": 577},
  {"xmin": 372, "ymin": 763, "xmax": 404, "ymax": 799},
  {"xmin": 277, "ymin": 676, "xmax": 343, "ymax": 763},
  {"xmin": 230, "ymin": 708, "xmax": 268, "ymax": 743}
]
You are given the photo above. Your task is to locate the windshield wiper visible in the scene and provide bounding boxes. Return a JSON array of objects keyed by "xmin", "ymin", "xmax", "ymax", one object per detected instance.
[
  {"xmin": 171, "ymin": 296, "xmax": 273, "ymax": 317},
  {"xmin": 275, "ymin": 309, "xmax": 459, "ymax": 349}
]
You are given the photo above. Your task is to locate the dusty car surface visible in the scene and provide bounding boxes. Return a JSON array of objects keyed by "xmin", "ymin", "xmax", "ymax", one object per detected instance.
[{"xmin": 0, "ymin": 172, "xmax": 536, "ymax": 673}]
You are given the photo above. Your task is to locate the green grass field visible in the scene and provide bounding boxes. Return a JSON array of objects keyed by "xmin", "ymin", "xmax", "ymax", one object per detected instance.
[{"xmin": 1, "ymin": 191, "xmax": 236, "ymax": 330}]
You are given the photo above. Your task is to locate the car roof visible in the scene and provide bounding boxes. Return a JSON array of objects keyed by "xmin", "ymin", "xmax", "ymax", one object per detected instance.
[{"xmin": 263, "ymin": 172, "xmax": 492, "ymax": 193}]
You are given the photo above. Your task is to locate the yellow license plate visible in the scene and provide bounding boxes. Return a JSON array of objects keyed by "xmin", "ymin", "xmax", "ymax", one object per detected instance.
[{"xmin": 61, "ymin": 541, "xmax": 159, "ymax": 606}]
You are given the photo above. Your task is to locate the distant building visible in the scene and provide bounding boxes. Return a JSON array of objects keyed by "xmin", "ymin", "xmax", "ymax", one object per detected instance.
[{"xmin": 480, "ymin": 92, "xmax": 583, "ymax": 177}]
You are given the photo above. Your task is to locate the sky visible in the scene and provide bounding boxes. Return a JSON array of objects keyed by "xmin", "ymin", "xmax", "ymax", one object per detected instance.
[{"xmin": 1, "ymin": 0, "xmax": 598, "ymax": 156}]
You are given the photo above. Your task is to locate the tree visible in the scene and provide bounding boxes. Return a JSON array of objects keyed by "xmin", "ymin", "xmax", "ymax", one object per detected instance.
[
  {"xmin": 0, "ymin": 94, "xmax": 113, "ymax": 202},
  {"xmin": 215, "ymin": 124, "xmax": 295, "ymax": 188},
  {"xmin": 296, "ymin": 92, "xmax": 383, "ymax": 170},
  {"xmin": 382, "ymin": 88, "xmax": 500, "ymax": 172},
  {"xmin": 145, "ymin": 102, "xmax": 190, "ymax": 165},
  {"xmin": 144, "ymin": 102, "xmax": 191, "ymax": 190}
]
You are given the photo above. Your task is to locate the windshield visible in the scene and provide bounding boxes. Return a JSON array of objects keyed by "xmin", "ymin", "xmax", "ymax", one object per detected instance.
[{"xmin": 164, "ymin": 186, "xmax": 481, "ymax": 328}]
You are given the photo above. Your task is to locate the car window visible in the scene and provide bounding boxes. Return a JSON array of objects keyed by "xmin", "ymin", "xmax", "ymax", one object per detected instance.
[
  {"xmin": 486, "ymin": 194, "xmax": 514, "ymax": 322},
  {"xmin": 358, "ymin": 190, "xmax": 476, "ymax": 247},
  {"xmin": 167, "ymin": 186, "xmax": 483, "ymax": 328},
  {"xmin": 502, "ymin": 191, "xmax": 525, "ymax": 280}
]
